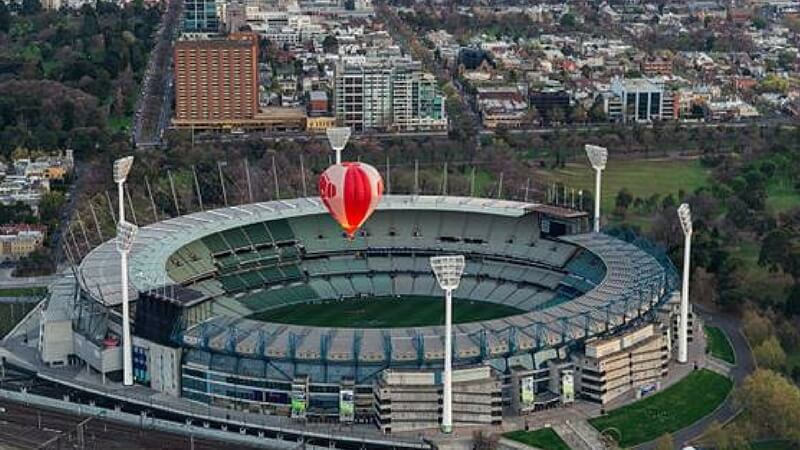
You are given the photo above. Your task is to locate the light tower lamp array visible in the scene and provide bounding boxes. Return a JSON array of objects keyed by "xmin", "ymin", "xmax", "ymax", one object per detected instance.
[
  {"xmin": 113, "ymin": 156, "xmax": 137, "ymax": 386},
  {"xmin": 584, "ymin": 144, "xmax": 608, "ymax": 233},
  {"xmin": 677, "ymin": 203, "xmax": 693, "ymax": 364},
  {"xmin": 430, "ymin": 254, "xmax": 466, "ymax": 434},
  {"xmin": 326, "ymin": 127, "xmax": 352, "ymax": 165}
]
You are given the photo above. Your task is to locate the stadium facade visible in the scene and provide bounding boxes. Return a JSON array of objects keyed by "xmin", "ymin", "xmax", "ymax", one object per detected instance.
[{"xmin": 35, "ymin": 195, "xmax": 692, "ymax": 433}]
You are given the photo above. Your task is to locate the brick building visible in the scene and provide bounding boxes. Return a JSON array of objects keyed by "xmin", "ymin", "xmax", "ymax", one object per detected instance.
[{"xmin": 173, "ymin": 33, "xmax": 260, "ymax": 129}]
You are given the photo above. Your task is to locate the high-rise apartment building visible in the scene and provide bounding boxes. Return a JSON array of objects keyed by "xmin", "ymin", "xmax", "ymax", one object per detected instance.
[
  {"xmin": 173, "ymin": 33, "xmax": 260, "ymax": 129},
  {"xmin": 184, "ymin": 0, "xmax": 219, "ymax": 32},
  {"xmin": 334, "ymin": 59, "xmax": 447, "ymax": 132}
]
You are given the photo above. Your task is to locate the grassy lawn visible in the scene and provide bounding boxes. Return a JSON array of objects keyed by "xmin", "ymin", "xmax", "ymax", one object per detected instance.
[
  {"xmin": 750, "ymin": 440, "xmax": 797, "ymax": 450},
  {"xmin": 536, "ymin": 159, "xmax": 711, "ymax": 212},
  {"xmin": 536, "ymin": 159, "xmax": 711, "ymax": 230},
  {"xmin": 705, "ymin": 326, "xmax": 736, "ymax": 364},
  {"xmin": 731, "ymin": 240, "xmax": 793, "ymax": 308},
  {"xmin": 0, "ymin": 302, "xmax": 36, "ymax": 337},
  {"xmin": 0, "ymin": 287, "xmax": 48, "ymax": 297},
  {"xmin": 248, "ymin": 295, "xmax": 523, "ymax": 328},
  {"xmin": 787, "ymin": 349, "xmax": 800, "ymax": 375},
  {"xmin": 108, "ymin": 115, "xmax": 132, "ymax": 133},
  {"xmin": 766, "ymin": 180, "xmax": 800, "ymax": 214},
  {"xmin": 589, "ymin": 369, "xmax": 733, "ymax": 448},
  {"xmin": 504, "ymin": 428, "xmax": 571, "ymax": 450}
]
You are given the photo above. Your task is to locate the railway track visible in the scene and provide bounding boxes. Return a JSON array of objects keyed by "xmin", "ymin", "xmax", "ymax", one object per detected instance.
[{"xmin": 0, "ymin": 399, "xmax": 261, "ymax": 450}]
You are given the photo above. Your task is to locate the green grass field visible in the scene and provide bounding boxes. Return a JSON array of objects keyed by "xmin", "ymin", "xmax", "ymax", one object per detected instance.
[
  {"xmin": 705, "ymin": 326, "xmax": 736, "ymax": 364},
  {"xmin": 732, "ymin": 240, "xmax": 793, "ymax": 308},
  {"xmin": 589, "ymin": 369, "xmax": 733, "ymax": 448},
  {"xmin": 0, "ymin": 287, "xmax": 47, "ymax": 298},
  {"xmin": 537, "ymin": 159, "xmax": 711, "ymax": 212},
  {"xmin": 504, "ymin": 428, "xmax": 570, "ymax": 450},
  {"xmin": 248, "ymin": 296, "xmax": 523, "ymax": 328},
  {"xmin": 766, "ymin": 179, "xmax": 800, "ymax": 214},
  {"xmin": 750, "ymin": 440, "xmax": 797, "ymax": 450},
  {"xmin": 0, "ymin": 302, "xmax": 36, "ymax": 337}
]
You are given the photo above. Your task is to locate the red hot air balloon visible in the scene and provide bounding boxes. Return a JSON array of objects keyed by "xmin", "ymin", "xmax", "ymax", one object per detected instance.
[{"xmin": 319, "ymin": 162, "xmax": 384, "ymax": 238}]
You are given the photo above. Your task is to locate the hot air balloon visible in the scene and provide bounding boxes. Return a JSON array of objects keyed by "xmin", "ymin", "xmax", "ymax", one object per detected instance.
[
  {"xmin": 319, "ymin": 127, "xmax": 384, "ymax": 237},
  {"xmin": 319, "ymin": 162, "xmax": 384, "ymax": 238}
]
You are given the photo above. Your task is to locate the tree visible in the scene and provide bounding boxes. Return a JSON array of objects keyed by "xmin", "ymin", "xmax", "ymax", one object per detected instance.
[
  {"xmin": 0, "ymin": 0, "xmax": 10, "ymax": 33},
  {"xmin": 524, "ymin": 107, "xmax": 540, "ymax": 127},
  {"xmin": 570, "ymin": 104, "xmax": 588, "ymax": 124},
  {"xmin": 589, "ymin": 98, "xmax": 606, "ymax": 122},
  {"xmin": 21, "ymin": 0, "xmax": 40, "ymax": 15},
  {"xmin": 735, "ymin": 369, "xmax": 800, "ymax": 444},
  {"xmin": 615, "ymin": 188, "xmax": 634, "ymax": 216},
  {"xmin": 653, "ymin": 433, "xmax": 673, "ymax": 450},
  {"xmin": 322, "ymin": 35, "xmax": 338, "ymax": 54},
  {"xmin": 702, "ymin": 421, "xmax": 749, "ymax": 450},
  {"xmin": 753, "ymin": 336, "xmax": 787, "ymax": 371},
  {"xmin": 559, "ymin": 13, "xmax": 576, "ymax": 28},
  {"xmin": 742, "ymin": 309, "xmax": 772, "ymax": 346},
  {"xmin": 549, "ymin": 107, "xmax": 565, "ymax": 125}
]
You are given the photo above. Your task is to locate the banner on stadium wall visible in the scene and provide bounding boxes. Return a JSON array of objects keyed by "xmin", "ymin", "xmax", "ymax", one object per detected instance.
[
  {"xmin": 291, "ymin": 391, "xmax": 307, "ymax": 419},
  {"xmin": 562, "ymin": 372, "xmax": 575, "ymax": 403},
  {"xmin": 521, "ymin": 376, "xmax": 535, "ymax": 406},
  {"xmin": 339, "ymin": 389, "xmax": 354, "ymax": 423}
]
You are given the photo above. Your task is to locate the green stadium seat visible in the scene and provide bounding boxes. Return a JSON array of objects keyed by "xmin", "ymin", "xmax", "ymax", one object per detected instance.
[
  {"xmin": 241, "ymin": 223, "xmax": 273, "ymax": 247},
  {"xmin": 202, "ymin": 233, "xmax": 231, "ymax": 255},
  {"xmin": 221, "ymin": 227, "xmax": 251, "ymax": 250},
  {"xmin": 267, "ymin": 219, "xmax": 295, "ymax": 242}
]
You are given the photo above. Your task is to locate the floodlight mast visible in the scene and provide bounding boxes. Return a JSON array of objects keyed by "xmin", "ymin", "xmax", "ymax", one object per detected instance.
[
  {"xmin": 326, "ymin": 127, "xmax": 351, "ymax": 165},
  {"xmin": 430, "ymin": 255, "xmax": 465, "ymax": 434},
  {"xmin": 113, "ymin": 156, "xmax": 135, "ymax": 386},
  {"xmin": 585, "ymin": 145, "xmax": 608, "ymax": 233},
  {"xmin": 677, "ymin": 203, "xmax": 692, "ymax": 364}
]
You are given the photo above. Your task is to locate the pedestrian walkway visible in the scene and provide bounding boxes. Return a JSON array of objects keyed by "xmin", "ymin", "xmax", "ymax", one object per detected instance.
[{"xmin": 553, "ymin": 419, "xmax": 606, "ymax": 450}]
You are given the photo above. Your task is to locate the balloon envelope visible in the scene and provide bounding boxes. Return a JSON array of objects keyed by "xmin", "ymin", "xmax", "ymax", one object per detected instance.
[{"xmin": 319, "ymin": 162, "xmax": 384, "ymax": 237}]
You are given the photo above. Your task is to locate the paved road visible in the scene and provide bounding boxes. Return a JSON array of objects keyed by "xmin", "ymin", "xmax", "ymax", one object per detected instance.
[
  {"xmin": 0, "ymin": 268, "xmax": 57, "ymax": 290},
  {"xmin": 133, "ymin": 0, "xmax": 183, "ymax": 148},
  {"xmin": 636, "ymin": 306, "xmax": 756, "ymax": 450},
  {"xmin": 0, "ymin": 399, "xmax": 263, "ymax": 450}
]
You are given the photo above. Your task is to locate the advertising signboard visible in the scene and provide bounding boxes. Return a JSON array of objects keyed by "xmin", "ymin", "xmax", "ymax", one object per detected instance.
[
  {"xmin": 339, "ymin": 389, "xmax": 355, "ymax": 423},
  {"xmin": 562, "ymin": 371, "xmax": 575, "ymax": 403},
  {"xmin": 521, "ymin": 376, "xmax": 535, "ymax": 407},
  {"xmin": 291, "ymin": 391, "xmax": 307, "ymax": 419}
]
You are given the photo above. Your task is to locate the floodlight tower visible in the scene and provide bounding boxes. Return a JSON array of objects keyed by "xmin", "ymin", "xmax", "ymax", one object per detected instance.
[
  {"xmin": 585, "ymin": 145, "xmax": 608, "ymax": 233},
  {"xmin": 430, "ymin": 255, "xmax": 465, "ymax": 434},
  {"xmin": 677, "ymin": 203, "xmax": 692, "ymax": 364},
  {"xmin": 326, "ymin": 127, "xmax": 352, "ymax": 165},
  {"xmin": 113, "ymin": 156, "xmax": 136, "ymax": 386}
]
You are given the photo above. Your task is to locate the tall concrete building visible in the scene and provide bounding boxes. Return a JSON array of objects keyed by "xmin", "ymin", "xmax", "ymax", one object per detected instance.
[
  {"xmin": 184, "ymin": 0, "xmax": 219, "ymax": 32},
  {"xmin": 334, "ymin": 59, "xmax": 447, "ymax": 132},
  {"xmin": 173, "ymin": 33, "xmax": 260, "ymax": 129},
  {"xmin": 611, "ymin": 78, "xmax": 664, "ymax": 123}
]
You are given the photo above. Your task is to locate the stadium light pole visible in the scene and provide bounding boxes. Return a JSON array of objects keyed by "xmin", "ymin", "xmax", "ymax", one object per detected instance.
[
  {"xmin": 585, "ymin": 145, "xmax": 608, "ymax": 233},
  {"xmin": 114, "ymin": 156, "xmax": 136, "ymax": 386},
  {"xmin": 677, "ymin": 203, "xmax": 692, "ymax": 364},
  {"xmin": 430, "ymin": 255, "xmax": 465, "ymax": 434},
  {"xmin": 326, "ymin": 127, "xmax": 351, "ymax": 165}
]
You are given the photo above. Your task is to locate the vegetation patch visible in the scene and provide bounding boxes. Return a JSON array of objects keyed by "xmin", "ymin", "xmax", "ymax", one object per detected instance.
[
  {"xmin": 589, "ymin": 369, "xmax": 732, "ymax": 448},
  {"xmin": 705, "ymin": 326, "xmax": 736, "ymax": 364},
  {"xmin": 0, "ymin": 302, "xmax": 36, "ymax": 337},
  {"xmin": 0, "ymin": 287, "xmax": 48, "ymax": 298},
  {"xmin": 504, "ymin": 428, "xmax": 571, "ymax": 450}
]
